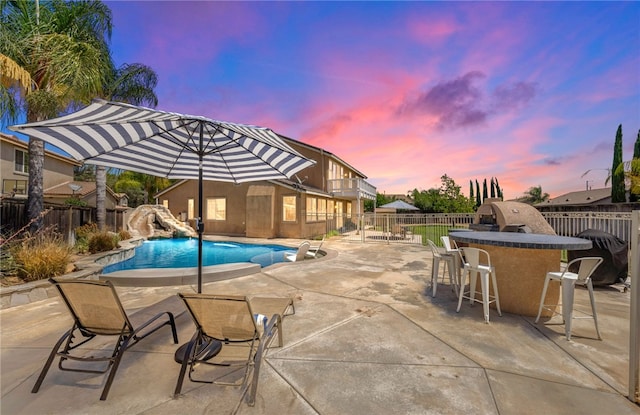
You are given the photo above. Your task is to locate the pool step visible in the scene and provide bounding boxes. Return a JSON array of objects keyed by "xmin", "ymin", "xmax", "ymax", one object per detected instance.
[{"xmin": 101, "ymin": 262, "xmax": 261, "ymax": 287}]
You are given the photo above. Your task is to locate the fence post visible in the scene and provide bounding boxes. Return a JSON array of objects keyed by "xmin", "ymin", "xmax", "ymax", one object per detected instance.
[{"xmin": 629, "ymin": 210, "xmax": 640, "ymax": 404}]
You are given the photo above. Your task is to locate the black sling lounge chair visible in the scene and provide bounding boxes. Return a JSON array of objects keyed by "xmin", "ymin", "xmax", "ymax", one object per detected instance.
[{"xmin": 32, "ymin": 277, "xmax": 179, "ymax": 400}]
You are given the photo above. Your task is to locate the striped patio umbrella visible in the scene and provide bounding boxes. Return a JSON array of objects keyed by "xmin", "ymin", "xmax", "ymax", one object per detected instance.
[{"xmin": 10, "ymin": 99, "xmax": 315, "ymax": 292}]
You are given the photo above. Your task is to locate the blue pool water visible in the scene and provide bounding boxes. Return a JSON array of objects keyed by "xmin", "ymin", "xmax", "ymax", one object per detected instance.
[{"xmin": 102, "ymin": 239, "xmax": 294, "ymax": 273}]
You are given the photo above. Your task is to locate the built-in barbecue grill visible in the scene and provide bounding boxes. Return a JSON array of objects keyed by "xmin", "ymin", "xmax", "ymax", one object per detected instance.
[{"xmin": 469, "ymin": 199, "xmax": 555, "ymax": 235}]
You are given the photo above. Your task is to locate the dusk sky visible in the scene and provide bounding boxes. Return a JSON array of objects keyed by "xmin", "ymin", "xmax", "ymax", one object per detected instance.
[{"xmin": 90, "ymin": 2, "xmax": 640, "ymax": 198}]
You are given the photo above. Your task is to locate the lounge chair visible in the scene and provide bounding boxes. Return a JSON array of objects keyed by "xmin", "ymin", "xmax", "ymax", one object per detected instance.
[
  {"xmin": 174, "ymin": 294, "xmax": 294, "ymax": 406},
  {"xmin": 32, "ymin": 277, "xmax": 179, "ymax": 400},
  {"xmin": 306, "ymin": 235, "xmax": 326, "ymax": 258},
  {"xmin": 284, "ymin": 241, "xmax": 310, "ymax": 262}
]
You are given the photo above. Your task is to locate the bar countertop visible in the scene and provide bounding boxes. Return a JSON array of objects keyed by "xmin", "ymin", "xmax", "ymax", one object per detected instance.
[{"xmin": 449, "ymin": 231, "xmax": 592, "ymax": 250}]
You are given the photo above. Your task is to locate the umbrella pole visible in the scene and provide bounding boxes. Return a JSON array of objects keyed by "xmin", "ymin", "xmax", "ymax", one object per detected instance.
[{"xmin": 197, "ymin": 123, "xmax": 204, "ymax": 294}]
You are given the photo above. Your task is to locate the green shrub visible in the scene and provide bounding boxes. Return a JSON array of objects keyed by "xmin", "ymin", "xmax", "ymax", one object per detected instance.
[
  {"xmin": 0, "ymin": 244, "xmax": 19, "ymax": 277},
  {"xmin": 12, "ymin": 231, "xmax": 72, "ymax": 282},
  {"xmin": 75, "ymin": 223, "xmax": 98, "ymax": 240},
  {"xmin": 118, "ymin": 229, "xmax": 132, "ymax": 240},
  {"xmin": 74, "ymin": 238, "xmax": 89, "ymax": 254},
  {"xmin": 64, "ymin": 197, "xmax": 87, "ymax": 207},
  {"xmin": 88, "ymin": 231, "xmax": 118, "ymax": 253}
]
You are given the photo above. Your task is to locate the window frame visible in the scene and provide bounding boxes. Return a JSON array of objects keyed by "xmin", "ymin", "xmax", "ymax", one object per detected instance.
[
  {"xmin": 282, "ymin": 195, "xmax": 297, "ymax": 222},
  {"xmin": 14, "ymin": 149, "xmax": 28, "ymax": 174},
  {"xmin": 206, "ymin": 197, "xmax": 227, "ymax": 221}
]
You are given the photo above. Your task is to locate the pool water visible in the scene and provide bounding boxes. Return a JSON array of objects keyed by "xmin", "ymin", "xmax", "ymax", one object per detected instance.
[{"xmin": 102, "ymin": 239, "xmax": 294, "ymax": 273}]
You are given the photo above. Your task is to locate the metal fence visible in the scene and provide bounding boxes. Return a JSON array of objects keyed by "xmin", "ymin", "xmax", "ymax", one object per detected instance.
[
  {"xmin": 542, "ymin": 211, "xmax": 633, "ymax": 242},
  {"xmin": 338, "ymin": 213, "xmax": 474, "ymax": 245},
  {"xmin": 336, "ymin": 211, "xmax": 634, "ymax": 245}
]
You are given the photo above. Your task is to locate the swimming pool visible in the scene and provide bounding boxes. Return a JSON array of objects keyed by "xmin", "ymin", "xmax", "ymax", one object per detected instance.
[{"xmin": 102, "ymin": 239, "xmax": 294, "ymax": 274}]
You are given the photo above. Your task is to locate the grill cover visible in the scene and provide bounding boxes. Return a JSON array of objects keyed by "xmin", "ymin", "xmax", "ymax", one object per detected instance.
[{"xmin": 568, "ymin": 229, "xmax": 628, "ymax": 286}]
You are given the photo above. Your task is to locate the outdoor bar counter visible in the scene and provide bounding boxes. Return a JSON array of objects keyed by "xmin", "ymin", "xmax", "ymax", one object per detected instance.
[{"xmin": 449, "ymin": 231, "xmax": 592, "ymax": 317}]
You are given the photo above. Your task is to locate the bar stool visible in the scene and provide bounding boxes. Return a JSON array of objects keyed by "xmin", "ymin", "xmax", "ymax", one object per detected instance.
[
  {"xmin": 427, "ymin": 239, "xmax": 458, "ymax": 297},
  {"xmin": 535, "ymin": 257, "xmax": 603, "ymax": 340},
  {"xmin": 456, "ymin": 247, "xmax": 501, "ymax": 323},
  {"xmin": 441, "ymin": 236, "xmax": 462, "ymax": 287}
]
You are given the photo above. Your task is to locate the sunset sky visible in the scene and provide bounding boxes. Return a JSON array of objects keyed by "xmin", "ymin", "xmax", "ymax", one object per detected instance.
[{"xmin": 32, "ymin": 2, "xmax": 640, "ymax": 199}]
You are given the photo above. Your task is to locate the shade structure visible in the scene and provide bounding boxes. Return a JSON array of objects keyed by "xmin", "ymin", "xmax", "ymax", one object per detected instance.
[
  {"xmin": 10, "ymin": 99, "xmax": 316, "ymax": 292},
  {"xmin": 378, "ymin": 200, "xmax": 419, "ymax": 211}
]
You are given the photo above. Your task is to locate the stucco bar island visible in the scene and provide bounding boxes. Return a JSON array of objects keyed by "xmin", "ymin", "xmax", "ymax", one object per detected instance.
[{"xmin": 449, "ymin": 231, "xmax": 592, "ymax": 317}]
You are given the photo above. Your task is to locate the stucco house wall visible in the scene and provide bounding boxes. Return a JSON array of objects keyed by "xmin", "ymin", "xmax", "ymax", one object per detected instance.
[{"xmin": 1, "ymin": 133, "xmax": 80, "ymax": 196}]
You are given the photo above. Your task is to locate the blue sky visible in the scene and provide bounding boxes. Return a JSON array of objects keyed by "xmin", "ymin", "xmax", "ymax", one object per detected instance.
[{"xmin": 12, "ymin": 1, "xmax": 640, "ymax": 199}]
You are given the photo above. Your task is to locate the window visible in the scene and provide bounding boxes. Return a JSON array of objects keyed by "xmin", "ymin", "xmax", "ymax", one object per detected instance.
[
  {"xmin": 318, "ymin": 199, "xmax": 327, "ymax": 221},
  {"xmin": 162, "ymin": 199, "xmax": 169, "ymax": 209},
  {"xmin": 3, "ymin": 179, "xmax": 27, "ymax": 195},
  {"xmin": 327, "ymin": 200, "xmax": 335, "ymax": 219},
  {"xmin": 283, "ymin": 195, "xmax": 296, "ymax": 222},
  {"xmin": 306, "ymin": 197, "xmax": 317, "ymax": 222},
  {"xmin": 206, "ymin": 197, "xmax": 226, "ymax": 220},
  {"xmin": 14, "ymin": 149, "xmax": 28, "ymax": 174},
  {"xmin": 187, "ymin": 199, "xmax": 194, "ymax": 219}
]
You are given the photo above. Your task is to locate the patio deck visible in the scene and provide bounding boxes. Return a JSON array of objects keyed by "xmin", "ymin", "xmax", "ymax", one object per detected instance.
[{"xmin": 1, "ymin": 238, "xmax": 638, "ymax": 414}]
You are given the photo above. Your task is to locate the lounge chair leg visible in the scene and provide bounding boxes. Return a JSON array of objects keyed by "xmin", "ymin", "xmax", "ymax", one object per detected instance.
[
  {"xmin": 100, "ymin": 336, "xmax": 132, "ymax": 401},
  {"xmin": 32, "ymin": 330, "xmax": 72, "ymax": 394},
  {"xmin": 174, "ymin": 335, "xmax": 197, "ymax": 397}
]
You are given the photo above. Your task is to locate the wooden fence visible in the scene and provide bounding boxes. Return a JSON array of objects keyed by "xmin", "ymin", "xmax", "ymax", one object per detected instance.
[{"xmin": 1, "ymin": 199, "xmax": 127, "ymax": 242}]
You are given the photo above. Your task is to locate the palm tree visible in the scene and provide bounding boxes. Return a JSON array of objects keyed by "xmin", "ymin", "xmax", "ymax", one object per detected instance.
[
  {"xmin": 1, "ymin": 0, "xmax": 113, "ymax": 232},
  {"xmin": 95, "ymin": 63, "xmax": 159, "ymax": 229},
  {"xmin": 0, "ymin": 53, "xmax": 32, "ymax": 124},
  {"xmin": 521, "ymin": 185, "xmax": 549, "ymax": 205}
]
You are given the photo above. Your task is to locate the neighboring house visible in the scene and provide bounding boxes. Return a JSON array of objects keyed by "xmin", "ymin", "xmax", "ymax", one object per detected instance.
[
  {"xmin": 44, "ymin": 180, "xmax": 125, "ymax": 209},
  {"xmin": 0, "ymin": 132, "xmax": 81, "ymax": 197},
  {"xmin": 535, "ymin": 187, "xmax": 639, "ymax": 213},
  {"xmin": 536, "ymin": 188, "xmax": 611, "ymax": 210},
  {"xmin": 154, "ymin": 135, "xmax": 377, "ymax": 239}
]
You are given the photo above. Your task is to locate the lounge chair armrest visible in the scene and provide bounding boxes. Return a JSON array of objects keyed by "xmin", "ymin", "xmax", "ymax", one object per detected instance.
[{"xmin": 131, "ymin": 311, "xmax": 179, "ymax": 344}]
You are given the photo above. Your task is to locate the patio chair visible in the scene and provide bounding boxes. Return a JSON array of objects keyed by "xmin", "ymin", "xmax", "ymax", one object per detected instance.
[
  {"xmin": 456, "ymin": 247, "xmax": 501, "ymax": 323},
  {"xmin": 174, "ymin": 293, "xmax": 294, "ymax": 406},
  {"xmin": 284, "ymin": 241, "xmax": 311, "ymax": 262},
  {"xmin": 427, "ymin": 239, "xmax": 458, "ymax": 297},
  {"xmin": 32, "ymin": 277, "xmax": 179, "ymax": 401},
  {"xmin": 535, "ymin": 257, "xmax": 604, "ymax": 340},
  {"xmin": 440, "ymin": 235, "xmax": 462, "ymax": 282},
  {"xmin": 306, "ymin": 235, "xmax": 326, "ymax": 258}
]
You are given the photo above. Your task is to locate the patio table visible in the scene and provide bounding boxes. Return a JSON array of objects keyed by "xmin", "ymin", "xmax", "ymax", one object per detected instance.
[{"xmin": 449, "ymin": 231, "xmax": 592, "ymax": 317}]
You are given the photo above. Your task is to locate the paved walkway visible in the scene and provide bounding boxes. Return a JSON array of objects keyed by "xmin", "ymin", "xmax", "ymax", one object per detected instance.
[{"xmin": 1, "ymin": 238, "xmax": 638, "ymax": 414}]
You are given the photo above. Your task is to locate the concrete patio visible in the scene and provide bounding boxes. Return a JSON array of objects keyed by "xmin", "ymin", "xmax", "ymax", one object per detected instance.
[{"xmin": 1, "ymin": 237, "xmax": 638, "ymax": 414}]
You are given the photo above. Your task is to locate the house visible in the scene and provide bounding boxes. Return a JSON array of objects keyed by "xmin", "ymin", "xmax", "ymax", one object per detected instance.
[
  {"xmin": 0, "ymin": 132, "xmax": 81, "ymax": 197},
  {"xmin": 154, "ymin": 135, "xmax": 377, "ymax": 239},
  {"xmin": 537, "ymin": 187, "xmax": 611, "ymax": 208},
  {"xmin": 536, "ymin": 187, "xmax": 640, "ymax": 213},
  {"xmin": 43, "ymin": 180, "xmax": 127, "ymax": 209}
]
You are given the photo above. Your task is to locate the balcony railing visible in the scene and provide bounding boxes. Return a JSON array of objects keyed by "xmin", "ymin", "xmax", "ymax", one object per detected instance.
[{"xmin": 327, "ymin": 178, "xmax": 376, "ymax": 200}]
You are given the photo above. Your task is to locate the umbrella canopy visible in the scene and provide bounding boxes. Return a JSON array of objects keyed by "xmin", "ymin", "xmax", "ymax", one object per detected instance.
[
  {"xmin": 10, "ymin": 99, "xmax": 316, "ymax": 292},
  {"xmin": 378, "ymin": 200, "xmax": 420, "ymax": 211}
]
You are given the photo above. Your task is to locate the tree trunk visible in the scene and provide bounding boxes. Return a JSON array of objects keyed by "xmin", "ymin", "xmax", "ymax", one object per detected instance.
[
  {"xmin": 96, "ymin": 165, "xmax": 106, "ymax": 230},
  {"xmin": 27, "ymin": 137, "xmax": 45, "ymax": 233}
]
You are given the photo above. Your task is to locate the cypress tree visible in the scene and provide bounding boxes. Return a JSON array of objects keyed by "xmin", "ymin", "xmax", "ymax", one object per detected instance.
[
  {"xmin": 490, "ymin": 177, "xmax": 496, "ymax": 198},
  {"xmin": 475, "ymin": 180, "xmax": 481, "ymax": 207},
  {"xmin": 611, "ymin": 124, "xmax": 626, "ymax": 203},
  {"xmin": 482, "ymin": 178, "xmax": 488, "ymax": 200},
  {"xmin": 469, "ymin": 180, "xmax": 474, "ymax": 201},
  {"xmin": 630, "ymin": 130, "xmax": 640, "ymax": 202}
]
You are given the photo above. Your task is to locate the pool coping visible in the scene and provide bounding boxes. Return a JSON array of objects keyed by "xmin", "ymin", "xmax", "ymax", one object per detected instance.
[
  {"xmin": 0, "ymin": 237, "xmax": 326, "ymax": 309},
  {"xmin": 101, "ymin": 262, "xmax": 262, "ymax": 287},
  {"xmin": 0, "ymin": 238, "xmax": 142, "ymax": 309}
]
